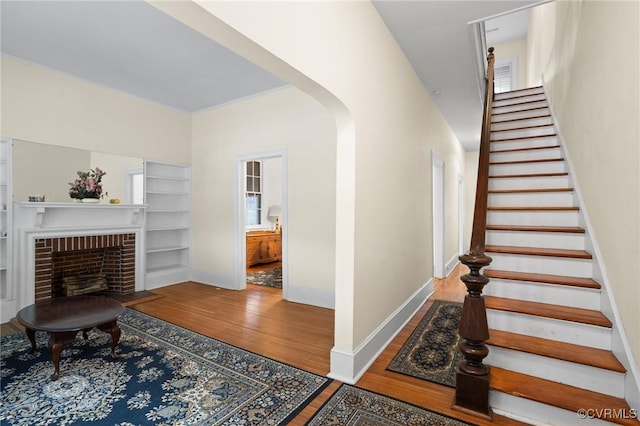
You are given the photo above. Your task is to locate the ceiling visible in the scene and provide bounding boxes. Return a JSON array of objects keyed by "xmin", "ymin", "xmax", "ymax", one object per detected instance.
[{"xmin": 1, "ymin": 0, "xmax": 541, "ymax": 151}]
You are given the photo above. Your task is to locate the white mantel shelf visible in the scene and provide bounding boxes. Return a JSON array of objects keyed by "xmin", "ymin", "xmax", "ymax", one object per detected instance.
[{"xmin": 15, "ymin": 202, "xmax": 146, "ymax": 229}]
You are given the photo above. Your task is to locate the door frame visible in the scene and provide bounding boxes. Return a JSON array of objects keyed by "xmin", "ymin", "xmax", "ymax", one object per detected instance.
[
  {"xmin": 432, "ymin": 151, "xmax": 445, "ymax": 279},
  {"xmin": 234, "ymin": 148, "xmax": 288, "ymax": 296}
]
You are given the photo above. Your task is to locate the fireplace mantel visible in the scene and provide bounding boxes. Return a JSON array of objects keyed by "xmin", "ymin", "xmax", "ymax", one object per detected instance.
[{"xmin": 8, "ymin": 202, "xmax": 147, "ymax": 320}]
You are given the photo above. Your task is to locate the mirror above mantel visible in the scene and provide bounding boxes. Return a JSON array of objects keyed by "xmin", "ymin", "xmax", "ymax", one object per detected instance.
[{"xmin": 12, "ymin": 140, "xmax": 144, "ymax": 204}]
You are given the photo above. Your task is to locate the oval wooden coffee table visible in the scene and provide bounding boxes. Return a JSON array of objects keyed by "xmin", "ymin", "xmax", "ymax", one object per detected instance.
[{"xmin": 16, "ymin": 295, "xmax": 125, "ymax": 381}]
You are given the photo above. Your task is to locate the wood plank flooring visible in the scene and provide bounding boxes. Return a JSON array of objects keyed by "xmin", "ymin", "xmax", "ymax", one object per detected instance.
[{"xmin": 1, "ymin": 263, "xmax": 527, "ymax": 425}]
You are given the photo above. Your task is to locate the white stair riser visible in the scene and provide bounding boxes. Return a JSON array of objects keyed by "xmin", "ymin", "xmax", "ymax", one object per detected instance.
[
  {"xmin": 491, "ymin": 390, "xmax": 619, "ymax": 426},
  {"xmin": 490, "ymin": 147, "xmax": 562, "ymax": 163},
  {"xmin": 488, "ymin": 191, "xmax": 575, "ymax": 207},
  {"xmin": 494, "ymin": 88, "xmax": 544, "ymax": 101},
  {"xmin": 493, "ymin": 100, "xmax": 548, "ymax": 115},
  {"xmin": 486, "ymin": 347, "xmax": 624, "ymax": 397},
  {"xmin": 487, "ymin": 253, "xmax": 593, "ymax": 278},
  {"xmin": 492, "ymin": 107, "xmax": 550, "ymax": 123},
  {"xmin": 486, "ymin": 230, "xmax": 585, "ymax": 250},
  {"xmin": 491, "ymin": 116, "xmax": 554, "ymax": 132},
  {"xmin": 488, "ymin": 210, "xmax": 580, "ymax": 227},
  {"xmin": 484, "ymin": 278, "xmax": 600, "ymax": 310},
  {"xmin": 491, "ymin": 126, "xmax": 555, "ymax": 141},
  {"xmin": 490, "ymin": 161, "xmax": 566, "ymax": 176},
  {"xmin": 489, "ymin": 176, "xmax": 571, "ymax": 190},
  {"xmin": 490, "ymin": 135, "xmax": 558, "ymax": 151},
  {"xmin": 493, "ymin": 93, "xmax": 547, "ymax": 107},
  {"xmin": 487, "ymin": 309, "xmax": 612, "ymax": 349}
]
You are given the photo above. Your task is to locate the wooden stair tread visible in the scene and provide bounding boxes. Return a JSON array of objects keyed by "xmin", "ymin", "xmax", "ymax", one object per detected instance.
[
  {"xmin": 489, "ymin": 172, "xmax": 569, "ymax": 179},
  {"xmin": 486, "ymin": 224, "xmax": 584, "ymax": 233},
  {"xmin": 491, "ymin": 114, "xmax": 551, "ymax": 125},
  {"xmin": 485, "ymin": 296, "xmax": 612, "ymax": 327},
  {"xmin": 488, "ymin": 187, "xmax": 573, "ymax": 194},
  {"xmin": 490, "ymin": 134, "xmax": 558, "ymax": 143},
  {"xmin": 488, "ymin": 205, "xmax": 579, "ymax": 211},
  {"xmin": 493, "ymin": 88, "xmax": 544, "ymax": 101},
  {"xmin": 490, "ymin": 367, "xmax": 638, "ymax": 425},
  {"xmin": 491, "ymin": 124, "xmax": 555, "ymax": 133},
  {"xmin": 490, "ymin": 157, "xmax": 564, "ymax": 165},
  {"xmin": 485, "ymin": 245, "xmax": 592, "ymax": 259},
  {"xmin": 487, "ymin": 329, "xmax": 625, "ymax": 372},
  {"xmin": 492, "ymin": 106, "xmax": 548, "ymax": 117},
  {"xmin": 484, "ymin": 269, "xmax": 599, "ymax": 289},
  {"xmin": 492, "ymin": 99, "xmax": 547, "ymax": 109},
  {"xmin": 490, "ymin": 145, "xmax": 560, "ymax": 154}
]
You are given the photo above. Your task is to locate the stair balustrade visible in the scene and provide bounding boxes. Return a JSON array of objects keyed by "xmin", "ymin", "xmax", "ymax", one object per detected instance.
[{"xmin": 452, "ymin": 47, "xmax": 494, "ymax": 419}]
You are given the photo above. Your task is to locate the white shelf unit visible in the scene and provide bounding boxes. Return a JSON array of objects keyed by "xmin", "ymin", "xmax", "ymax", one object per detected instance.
[
  {"xmin": 144, "ymin": 160, "xmax": 191, "ymax": 288},
  {"xmin": 0, "ymin": 138, "xmax": 12, "ymax": 314}
]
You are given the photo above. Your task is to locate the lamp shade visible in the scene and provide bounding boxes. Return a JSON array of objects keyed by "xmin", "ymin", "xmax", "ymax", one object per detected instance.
[{"xmin": 267, "ymin": 205, "xmax": 281, "ymax": 218}]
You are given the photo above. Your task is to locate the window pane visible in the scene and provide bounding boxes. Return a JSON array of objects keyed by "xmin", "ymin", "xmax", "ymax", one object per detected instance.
[
  {"xmin": 255, "ymin": 177, "xmax": 261, "ymax": 192},
  {"xmin": 254, "ymin": 161, "xmax": 261, "ymax": 175},
  {"xmin": 247, "ymin": 161, "xmax": 253, "ymax": 175},
  {"xmin": 246, "ymin": 176, "xmax": 253, "ymax": 192}
]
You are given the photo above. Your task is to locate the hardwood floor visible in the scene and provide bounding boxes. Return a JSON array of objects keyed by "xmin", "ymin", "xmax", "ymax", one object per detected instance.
[{"xmin": 1, "ymin": 263, "xmax": 527, "ymax": 425}]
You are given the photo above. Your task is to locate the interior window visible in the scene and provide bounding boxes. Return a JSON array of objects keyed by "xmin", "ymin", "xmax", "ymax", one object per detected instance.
[{"xmin": 493, "ymin": 60, "xmax": 515, "ymax": 93}]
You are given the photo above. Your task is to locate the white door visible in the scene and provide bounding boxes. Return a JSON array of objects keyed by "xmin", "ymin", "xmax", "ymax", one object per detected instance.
[{"xmin": 432, "ymin": 152, "xmax": 445, "ymax": 278}]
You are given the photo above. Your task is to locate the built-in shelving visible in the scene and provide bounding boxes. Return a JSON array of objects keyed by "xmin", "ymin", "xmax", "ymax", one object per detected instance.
[
  {"xmin": 0, "ymin": 138, "xmax": 12, "ymax": 312},
  {"xmin": 144, "ymin": 160, "xmax": 191, "ymax": 288}
]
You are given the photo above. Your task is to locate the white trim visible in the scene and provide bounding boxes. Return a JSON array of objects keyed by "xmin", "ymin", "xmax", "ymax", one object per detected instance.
[
  {"xmin": 287, "ymin": 284, "xmax": 334, "ymax": 310},
  {"xmin": 190, "ymin": 268, "xmax": 234, "ymax": 289},
  {"xmin": 432, "ymin": 151, "xmax": 445, "ymax": 278},
  {"xmin": 541, "ymin": 78, "xmax": 640, "ymax": 411},
  {"xmin": 234, "ymin": 148, "xmax": 288, "ymax": 296},
  {"xmin": 445, "ymin": 255, "xmax": 460, "ymax": 278},
  {"xmin": 328, "ymin": 278, "xmax": 434, "ymax": 383}
]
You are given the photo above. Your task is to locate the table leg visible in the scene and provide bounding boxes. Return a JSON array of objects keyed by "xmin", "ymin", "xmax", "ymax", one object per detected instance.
[
  {"xmin": 97, "ymin": 320, "xmax": 121, "ymax": 358},
  {"xmin": 24, "ymin": 328, "xmax": 36, "ymax": 354},
  {"xmin": 47, "ymin": 331, "xmax": 79, "ymax": 381}
]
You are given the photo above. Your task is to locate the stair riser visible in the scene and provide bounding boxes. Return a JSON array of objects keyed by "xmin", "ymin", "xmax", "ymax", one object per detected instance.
[
  {"xmin": 493, "ymin": 93, "xmax": 547, "ymax": 108},
  {"xmin": 487, "ymin": 253, "xmax": 592, "ymax": 278},
  {"xmin": 491, "ymin": 116, "xmax": 554, "ymax": 132},
  {"xmin": 491, "ymin": 126, "xmax": 556, "ymax": 141},
  {"xmin": 490, "ymin": 135, "xmax": 559, "ymax": 151},
  {"xmin": 493, "ymin": 100, "xmax": 548, "ymax": 115},
  {"xmin": 490, "ymin": 161, "xmax": 566, "ymax": 176},
  {"xmin": 494, "ymin": 88, "xmax": 544, "ymax": 101},
  {"xmin": 492, "ymin": 107, "xmax": 550, "ymax": 123},
  {"xmin": 486, "ymin": 230, "xmax": 585, "ymax": 250},
  {"xmin": 491, "ymin": 390, "xmax": 618, "ymax": 426},
  {"xmin": 486, "ymin": 347, "xmax": 624, "ymax": 397},
  {"xmin": 489, "ymin": 176, "xmax": 571, "ymax": 190},
  {"xmin": 488, "ymin": 191, "xmax": 575, "ymax": 207},
  {"xmin": 488, "ymin": 210, "xmax": 580, "ymax": 227},
  {"xmin": 490, "ymin": 147, "xmax": 562, "ymax": 163},
  {"xmin": 487, "ymin": 309, "xmax": 612, "ymax": 349},
  {"xmin": 484, "ymin": 278, "xmax": 600, "ymax": 309}
]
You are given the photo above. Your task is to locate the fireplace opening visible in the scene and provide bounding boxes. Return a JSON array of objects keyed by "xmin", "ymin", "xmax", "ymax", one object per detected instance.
[{"xmin": 34, "ymin": 234, "xmax": 135, "ymax": 302}]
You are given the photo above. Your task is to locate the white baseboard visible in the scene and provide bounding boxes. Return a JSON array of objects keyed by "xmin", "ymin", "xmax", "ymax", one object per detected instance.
[
  {"xmin": 1, "ymin": 300, "xmax": 17, "ymax": 323},
  {"xmin": 286, "ymin": 284, "xmax": 334, "ymax": 309},
  {"xmin": 190, "ymin": 269, "xmax": 235, "ymax": 289},
  {"xmin": 328, "ymin": 278, "xmax": 434, "ymax": 384},
  {"xmin": 445, "ymin": 256, "xmax": 460, "ymax": 277}
]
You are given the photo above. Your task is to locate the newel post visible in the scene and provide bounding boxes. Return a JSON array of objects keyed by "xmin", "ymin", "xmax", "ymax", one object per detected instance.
[{"xmin": 452, "ymin": 47, "xmax": 495, "ymax": 419}]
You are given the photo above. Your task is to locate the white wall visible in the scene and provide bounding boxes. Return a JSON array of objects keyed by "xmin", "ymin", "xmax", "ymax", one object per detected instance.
[
  {"xmin": 1, "ymin": 56, "xmax": 191, "ymax": 163},
  {"xmin": 527, "ymin": 0, "xmax": 640, "ymax": 372},
  {"xmin": 191, "ymin": 87, "xmax": 337, "ymax": 295}
]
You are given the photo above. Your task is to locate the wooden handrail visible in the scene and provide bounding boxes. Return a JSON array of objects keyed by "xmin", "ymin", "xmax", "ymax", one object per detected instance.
[{"xmin": 452, "ymin": 47, "xmax": 495, "ymax": 419}]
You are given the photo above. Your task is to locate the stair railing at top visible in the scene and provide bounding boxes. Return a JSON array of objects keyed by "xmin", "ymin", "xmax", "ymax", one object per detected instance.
[{"xmin": 452, "ymin": 47, "xmax": 495, "ymax": 420}]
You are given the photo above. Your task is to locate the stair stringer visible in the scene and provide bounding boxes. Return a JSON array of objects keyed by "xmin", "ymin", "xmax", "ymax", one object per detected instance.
[{"xmin": 541, "ymin": 82, "xmax": 640, "ymax": 412}]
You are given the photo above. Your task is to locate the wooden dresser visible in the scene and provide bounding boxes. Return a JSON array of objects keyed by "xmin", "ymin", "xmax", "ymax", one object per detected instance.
[{"xmin": 246, "ymin": 230, "xmax": 282, "ymax": 266}]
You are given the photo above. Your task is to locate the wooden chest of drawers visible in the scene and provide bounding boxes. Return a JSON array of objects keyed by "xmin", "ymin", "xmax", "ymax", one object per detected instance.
[{"xmin": 246, "ymin": 230, "xmax": 282, "ymax": 266}]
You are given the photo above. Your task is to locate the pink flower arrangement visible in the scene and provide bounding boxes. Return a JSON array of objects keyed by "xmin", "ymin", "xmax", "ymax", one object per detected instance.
[{"xmin": 69, "ymin": 167, "xmax": 106, "ymax": 200}]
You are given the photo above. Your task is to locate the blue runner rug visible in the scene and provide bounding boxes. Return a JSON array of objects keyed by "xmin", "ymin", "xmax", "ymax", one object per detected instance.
[{"xmin": 0, "ymin": 308, "xmax": 331, "ymax": 425}]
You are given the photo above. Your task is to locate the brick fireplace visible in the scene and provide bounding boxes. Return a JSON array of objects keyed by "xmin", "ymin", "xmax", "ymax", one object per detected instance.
[{"xmin": 34, "ymin": 233, "xmax": 136, "ymax": 302}]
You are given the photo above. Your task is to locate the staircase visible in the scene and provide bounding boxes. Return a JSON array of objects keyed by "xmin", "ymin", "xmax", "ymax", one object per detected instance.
[{"xmin": 480, "ymin": 87, "xmax": 638, "ymax": 425}]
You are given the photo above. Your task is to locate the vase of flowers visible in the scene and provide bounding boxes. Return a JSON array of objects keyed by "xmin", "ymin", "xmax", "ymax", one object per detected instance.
[{"xmin": 68, "ymin": 167, "xmax": 106, "ymax": 201}]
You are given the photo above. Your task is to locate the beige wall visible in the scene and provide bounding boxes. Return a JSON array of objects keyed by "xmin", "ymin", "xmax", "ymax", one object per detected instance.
[
  {"xmin": 528, "ymin": 0, "xmax": 640, "ymax": 367},
  {"xmin": 191, "ymin": 87, "xmax": 337, "ymax": 292},
  {"xmin": 189, "ymin": 1, "xmax": 466, "ymax": 352},
  {"xmin": 1, "ymin": 56, "xmax": 191, "ymax": 163},
  {"xmin": 493, "ymin": 39, "xmax": 527, "ymax": 91}
]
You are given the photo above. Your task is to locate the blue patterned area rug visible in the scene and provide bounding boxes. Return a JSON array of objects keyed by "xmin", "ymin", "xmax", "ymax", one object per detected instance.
[
  {"xmin": 306, "ymin": 384, "xmax": 473, "ymax": 425},
  {"xmin": 0, "ymin": 309, "xmax": 331, "ymax": 425},
  {"xmin": 247, "ymin": 267, "xmax": 282, "ymax": 289},
  {"xmin": 387, "ymin": 300, "xmax": 463, "ymax": 387}
]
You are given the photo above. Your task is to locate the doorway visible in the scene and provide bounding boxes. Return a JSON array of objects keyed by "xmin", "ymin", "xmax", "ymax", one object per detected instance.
[
  {"xmin": 432, "ymin": 152, "xmax": 445, "ymax": 279},
  {"xmin": 235, "ymin": 149, "xmax": 288, "ymax": 297}
]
